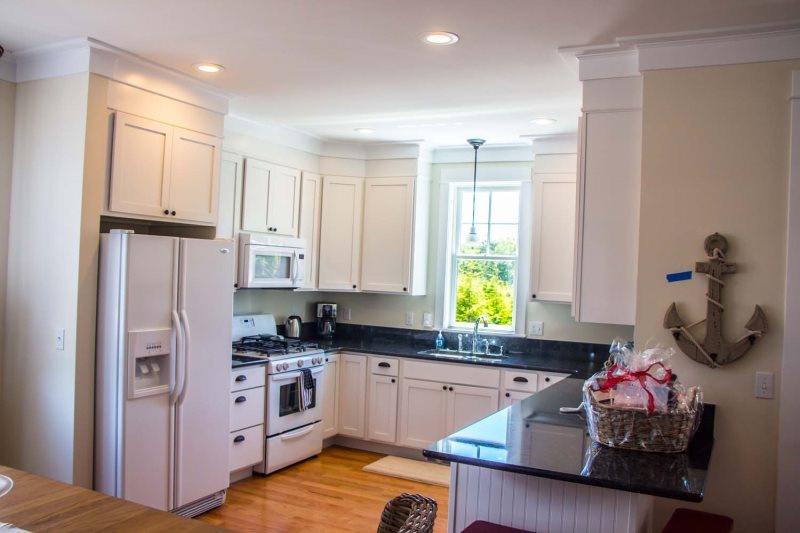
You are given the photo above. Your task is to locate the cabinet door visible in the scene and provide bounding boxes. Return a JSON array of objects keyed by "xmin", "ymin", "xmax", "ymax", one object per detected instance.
[
  {"xmin": 321, "ymin": 355, "xmax": 339, "ymax": 439},
  {"xmin": 367, "ymin": 374, "xmax": 398, "ymax": 444},
  {"xmin": 217, "ymin": 152, "xmax": 242, "ymax": 240},
  {"xmin": 575, "ymin": 111, "xmax": 641, "ymax": 325},
  {"xmin": 267, "ymin": 165, "xmax": 301, "ymax": 237},
  {"xmin": 500, "ymin": 390, "xmax": 533, "ymax": 408},
  {"xmin": 448, "ymin": 384, "xmax": 499, "ymax": 434},
  {"xmin": 109, "ymin": 112, "xmax": 172, "ymax": 218},
  {"xmin": 532, "ymin": 173, "xmax": 576, "ymax": 302},
  {"xmin": 337, "ymin": 354, "xmax": 367, "ymax": 438},
  {"xmin": 168, "ymin": 127, "xmax": 221, "ymax": 224},
  {"xmin": 298, "ymin": 172, "xmax": 322, "ymax": 290},
  {"xmin": 318, "ymin": 176, "xmax": 364, "ymax": 290},
  {"xmin": 360, "ymin": 177, "xmax": 414, "ymax": 293},
  {"xmin": 240, "ymin": 158, "xmax": 270, "ymax": 233},
  {"xmin": 398, "ymin": 378, "xmax": 449, "ymax": 448}
]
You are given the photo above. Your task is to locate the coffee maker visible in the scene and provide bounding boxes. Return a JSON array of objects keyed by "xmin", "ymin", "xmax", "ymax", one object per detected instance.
[{"xmin": 316, "ymin": 303, "xmax": 337, "ymax": 338}]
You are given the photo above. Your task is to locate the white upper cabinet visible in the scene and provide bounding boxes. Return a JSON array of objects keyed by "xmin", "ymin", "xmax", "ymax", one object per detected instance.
[
  {"xmin": 318, "ymin": 176, "xmax": 364, "ymax": 291},
  {"xmin": 240, "ymin": 158, "xmax": 301, "ymax": 237},
  {"xmin": 360, "ymin": 177, "xmax": 429, "ymax": 295},
  {"xmin": 531, "ymin": 155, "xmax": 577, "ymax": 303},
  {"xmin": 216, "ymin": 152, "xmax": 242, "ymax": 240},
  {"xmin": 573, "ymin": 82, "xmax": 642, "ymax": 325},
  {"xmin": 298, "ymin": 172, "xmax": 322, "ymax": 290},
  {"xmin": 109, "ymin": 112, "xmax": 220, "ymax": 225},
  {"xmin": 168, "ymin": 127, "xmax": 221, "ymax": 224}
]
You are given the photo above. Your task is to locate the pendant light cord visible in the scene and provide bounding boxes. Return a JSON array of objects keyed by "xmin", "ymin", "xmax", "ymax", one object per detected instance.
[{"xmin": 471, "ymin": 144, "xmax": 478, "ymax": 230}]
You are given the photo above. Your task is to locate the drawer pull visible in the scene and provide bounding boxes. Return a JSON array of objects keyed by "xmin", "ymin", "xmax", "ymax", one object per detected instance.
[
  {"xmin": 545, "ymin": 377, "xmax": 551, "ymax": 382},
  {"xmin": 513, "ymin": 377, "xmax": 529, "ymax": 383},
  {"xmin": 378, "ymin": 362, "xmax": 391, "ymax": 368},
  {"xmin": 505, "ymin": 392, "xmax": 510, "ymax": 397},
  {"xmin": 233, "ymin": 435, "xmax": 245, "ymax": 444},
  {"xmin": 235, "ymin": 375, "xmax": 247, "ymax": 382},
  {"xmin": 235, "ymin": 396, "xmax": 247, "ymax": 403},
  {"xmin": 391, "ymin": 378, "xmax": 396, "ymax": 383}
]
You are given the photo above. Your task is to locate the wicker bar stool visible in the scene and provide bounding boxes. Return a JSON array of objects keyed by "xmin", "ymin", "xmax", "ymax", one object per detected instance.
[{"xmin": 377, "ymin": 493, "xmax": 438, "ymax": 533}]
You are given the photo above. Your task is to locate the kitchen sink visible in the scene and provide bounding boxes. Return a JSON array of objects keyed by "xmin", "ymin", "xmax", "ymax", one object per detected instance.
[{"xmin": 417, "ymin": 348, "xmax": 507, "ymax": 363}]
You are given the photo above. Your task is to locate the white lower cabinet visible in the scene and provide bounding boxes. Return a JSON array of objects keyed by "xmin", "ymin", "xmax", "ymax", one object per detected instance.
[
  {"xmin": 229, "ymin": 365, "xmax": 266, "ymax": 473},
  {"xmin": 367, "ymin": 374, "xmax": 399, "ymax": 443},
  {"xmin": 398, "ymin": 378, "xmax": 450, "ymax": 448},
  {"xmin": 501, "ymin": 390, "xmax": 533, "ymax": 408},
  {"xmin": 449, "ymin": 384, "xmax": 499, "ymax": 433},
  {"xmin": 321, "ymin": 354, "xmax": 339, "ymax": 439},
  {"xmin": 337, "ymin": 353, "xmax": 367, "ymax": 438},
  {"xmin": 539, "ymin": 371, "xmax": 569, "ymax": 390}
]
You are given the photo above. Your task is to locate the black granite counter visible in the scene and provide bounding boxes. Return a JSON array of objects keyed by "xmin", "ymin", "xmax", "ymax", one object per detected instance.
[
  {"xmin": 422, "ymin": 377, "xmax": 715, "ymax": 502},
  {"xmin": 299, "ymin": 324, "xmax": 610, "ymax": 379}
]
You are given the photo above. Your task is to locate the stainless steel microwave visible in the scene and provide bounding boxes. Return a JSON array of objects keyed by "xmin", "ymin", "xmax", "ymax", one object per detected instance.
[{"xmin": 238, "ymin": 233, "xmax": 306, "ymax": 288}]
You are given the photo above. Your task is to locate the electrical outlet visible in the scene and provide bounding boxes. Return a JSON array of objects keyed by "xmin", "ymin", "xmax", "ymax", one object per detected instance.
[
  {"xmin": 422, "ymin": 312, "xmax": 433, "ymax": 328},
  {"xmin": 755, "ymin": 371, "xmax": 774, "ymax": 399},
  {"xmin": 341, "ymin": 307, "xmax": 351, "ymax": 321},
  {"xmin": 528, "ymin": 321, "xmax": 544, "ymax": 336},
  {"xmin": 405, "ymin": 311, "xmax": 414, "ymax": 326},
  {"xmin": 55, "ymin": 328, "xmax": 65, "ymax": 351}
]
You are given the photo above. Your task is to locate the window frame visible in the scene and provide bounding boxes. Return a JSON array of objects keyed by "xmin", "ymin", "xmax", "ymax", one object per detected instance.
[{"xmin": 434, "ymin": 164, "xmax": 532, "ymax": 337}]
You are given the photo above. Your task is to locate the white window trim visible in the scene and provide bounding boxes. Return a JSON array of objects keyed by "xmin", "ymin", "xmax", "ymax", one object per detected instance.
[{"xmin": 434, "ymin": 165, "xmax": 532, "ymax": 336}]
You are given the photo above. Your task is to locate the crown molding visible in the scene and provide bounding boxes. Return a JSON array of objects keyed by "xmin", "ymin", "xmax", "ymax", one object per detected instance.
[
  {"xmin": 432, "ymin": 143, "xmax": 534, "ymax": 164},
  {"xmin": 0, "ymin": 57, "xmax": 16, "ymax": 83},
  {"xmin": 6, "ymin": 37, "xmax": 231, "ymax": 113},
  {"xmin": 560, "ymin": 20, "xmax": 800, "ymax": 81}
]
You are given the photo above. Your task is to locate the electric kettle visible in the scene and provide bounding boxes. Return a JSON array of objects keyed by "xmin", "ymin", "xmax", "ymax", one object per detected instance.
[{"xmin": 285, "ymin": 315, "xmax": 302, "ymax": 339}]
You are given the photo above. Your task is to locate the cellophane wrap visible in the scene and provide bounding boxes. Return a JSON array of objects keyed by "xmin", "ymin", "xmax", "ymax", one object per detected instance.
[{"xmin": 582, "ymin": 339, "xmax": 704, "ymax": 453}]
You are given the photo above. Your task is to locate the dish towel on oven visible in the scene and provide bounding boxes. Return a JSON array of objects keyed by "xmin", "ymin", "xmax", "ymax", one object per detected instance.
[{"xmin": 298, "ymin": 368, "xmax": 314, "ymax": 411}]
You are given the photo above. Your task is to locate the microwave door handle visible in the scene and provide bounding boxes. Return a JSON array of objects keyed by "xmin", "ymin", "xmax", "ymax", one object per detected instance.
[{"xmin": 292, "ymin": 250, "xmax": 299, "ymax": 282}]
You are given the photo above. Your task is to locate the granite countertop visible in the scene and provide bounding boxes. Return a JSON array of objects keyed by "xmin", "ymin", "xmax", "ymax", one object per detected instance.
[
  {"xmin": 313, "ymin": 336, "xmax": 606, "ymax": 379},
  {"xmin": 422, "ymin": 378, "xmax": 715, "ymax": 502}
]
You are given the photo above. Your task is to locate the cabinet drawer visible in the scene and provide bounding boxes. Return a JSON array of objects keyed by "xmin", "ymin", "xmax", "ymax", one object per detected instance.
[
  {"xmin": 370, "ymin": 356, "xmax": 399, "ymax": 376},
  {"xmin": 539, "ymin": 372, "xmax": 570, "ymax": 390},
  {"xmin": 403, "ymin": 360, "xmax": 500, "ymax": 388},
  {"xmin": 231, "ymin": 365, "xmax": 266, "ymax": 392},
  {"xmin": 229, "ymin": 424, "xmax": 264, "ymax": 472},
  {"xmin": 230, "ymin": 387, "xmax": 265, "ymax": 432},
  {"xmin": 503, "ymin": 370, "xmax": 539, "ymax": 393}
]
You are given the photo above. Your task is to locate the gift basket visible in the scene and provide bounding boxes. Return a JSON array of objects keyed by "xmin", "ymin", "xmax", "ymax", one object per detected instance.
[{"xmin": 583, "ymin": 339, "xmax": 703, "ymax": 453}]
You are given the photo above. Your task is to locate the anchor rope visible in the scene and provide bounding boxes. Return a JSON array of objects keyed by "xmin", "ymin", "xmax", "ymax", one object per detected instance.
[{"xmin": 705, "ymin": 248, "xmax": 726, "ymax": 310}]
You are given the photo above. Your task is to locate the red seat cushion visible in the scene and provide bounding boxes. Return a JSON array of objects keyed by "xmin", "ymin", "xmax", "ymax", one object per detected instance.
[
  {"xmin": 463, "ymin": 521, "xmax": 533, "ymax": 533},
  {"xmin": 662, "ymin": 508, "xmax": 734, "ymax": 533}
]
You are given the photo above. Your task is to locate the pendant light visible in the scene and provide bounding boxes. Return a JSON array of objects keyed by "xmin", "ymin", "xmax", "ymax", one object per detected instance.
[{"xmin": 467, "ymin": 138, "xmax": 485, "ymax": 242}]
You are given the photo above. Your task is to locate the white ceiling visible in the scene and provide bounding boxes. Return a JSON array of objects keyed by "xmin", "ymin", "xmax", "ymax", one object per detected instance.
[{"xmin": 2, "ymin": 0, "xmax": 800, "ymax": 146}]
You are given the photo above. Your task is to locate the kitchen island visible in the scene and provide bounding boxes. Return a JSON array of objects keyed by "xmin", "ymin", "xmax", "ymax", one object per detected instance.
[{"xmin": 423, "ymin": 378, "xmax": 715, "ymax": 533}]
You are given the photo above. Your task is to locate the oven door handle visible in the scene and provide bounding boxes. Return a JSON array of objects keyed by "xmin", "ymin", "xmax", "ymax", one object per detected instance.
[{"xmin": 280, "ymin": 424, "xmax": 315, "ymax": 441}]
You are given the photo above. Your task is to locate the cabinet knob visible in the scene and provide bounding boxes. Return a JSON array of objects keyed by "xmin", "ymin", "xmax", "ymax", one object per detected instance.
[
  {"xmin": 449, "ymin": 386, "xmax": 454, "ymax": 392},
  {"xmin": 233, "ymin": 435, "xmax": 245, "ymax": 444},
  {"xmin": 352, "ymin": 284, "xmax": 357, "ymax": 289},
  {"xmin": 171, "ymin": 211, "xmax": 176, "ymax": 216},
  {"xmin": 163, "ymin": 209, "xmax": 169, "ymax": 215},
  {"xmin": 442, "ymin": 385, "xmax": 447, "ymax": 391},
  {"xmin": 234, "ymin": 283, "xmax": 239, "ymax": 288},
  {"xmin": 532, "ymin": 294, "xmax": 537, "ymax": 299},
  {"xmin": 391, "ymin": 378, "xmax": 396, "ymax": 383},
  {"xmin": 545, "ymin": 377, "xmax": 551, "ymax": 382},
  {"xmin": 505, "ymin": 392, "xmax": 510, "ymax": 397},
  {"xmin": 403, "ymin": 287, "xmax": 407, "ymax": 292}
]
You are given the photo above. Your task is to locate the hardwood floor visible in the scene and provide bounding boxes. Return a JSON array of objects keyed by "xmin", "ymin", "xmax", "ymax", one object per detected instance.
[{"xmin": 197, "ymin": 446, "xmax": 449, "ymax": 532}]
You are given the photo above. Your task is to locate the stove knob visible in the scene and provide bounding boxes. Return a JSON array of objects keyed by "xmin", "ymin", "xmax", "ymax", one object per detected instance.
[
  {"xmin": 297, "ymin": 360, "xmax": 304, "ymax": 368},
  {"xmin": 280, "ymin": 363, "xmax": 288, "ymax": 371}
]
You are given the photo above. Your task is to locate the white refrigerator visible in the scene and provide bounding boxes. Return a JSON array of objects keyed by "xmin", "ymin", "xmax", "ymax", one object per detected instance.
[{"xmin": 95, "ymin": 230, "xmax": 233, "ymax": 517}]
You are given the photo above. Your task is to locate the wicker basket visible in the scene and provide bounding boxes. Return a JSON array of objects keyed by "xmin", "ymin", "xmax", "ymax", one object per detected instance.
[
  {"xmin": 584, "ymin": 382, "xmax": 701, "ymax": 453},
  {"xmin": 377, "ymin": 493, "xmax": 438, "ymax": 533}
]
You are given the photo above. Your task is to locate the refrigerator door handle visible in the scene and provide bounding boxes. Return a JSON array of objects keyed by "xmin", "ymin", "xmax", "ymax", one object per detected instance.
[
  {"xmin": 170, "ymin": 310, "xmax": 184, "ymax": 405},
  {"xmin": 177, "ymin": 309, "xmax": 191, "ymax": 405}
]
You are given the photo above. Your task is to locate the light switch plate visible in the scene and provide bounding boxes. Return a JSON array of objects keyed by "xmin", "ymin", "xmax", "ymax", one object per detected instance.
[
  {"xmin": 341, "ymin": 307, "xmax": 351, "ymax": 321},
  {"xmin": 422, "ymin": 312, "xmax": 433, "ymax": 328},
  {"xmin": 405, "ymin": 311, "xmax": 414, "ymax": 326},
  {"xmin": 755, "ymin": 371, "xmax": 774, "ymax": 399},
  {"xmin": 528, "ymin": 321, "xmax": 544, "ymax": 336},
  {"xmin": 55, "ymin": 328, "xmax": 65, "ymax": 351}
]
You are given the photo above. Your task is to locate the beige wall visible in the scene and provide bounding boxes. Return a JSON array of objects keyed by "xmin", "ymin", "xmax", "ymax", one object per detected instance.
[
  {"xmin": 0, "ymin": 73, "xmax": 90, "ymax": 483},
  {"xmin": 636, "ymin": 60, "xmax": 800, "ymax": 531},
  {"xmin": 0, "ymin": 80, "xmax": 15, "ymax": 389},
  {"xmin": 235, "ymin": 160, "xmax": 633, "ymax": 344}
]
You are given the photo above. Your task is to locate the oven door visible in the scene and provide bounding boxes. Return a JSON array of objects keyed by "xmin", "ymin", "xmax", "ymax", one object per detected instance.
[
  {"xmin": 241, "ymin": 244, "xmax": 297, "ymax": 288},
  {"xmin": 266, "ymin": 365, "xmax": 325, "ymax": 436}
]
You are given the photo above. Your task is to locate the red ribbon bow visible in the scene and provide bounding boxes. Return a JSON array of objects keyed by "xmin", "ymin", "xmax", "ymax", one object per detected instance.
[{"xmin": 599, "ymin": 361, "xmax": 672, "ymax": 412}]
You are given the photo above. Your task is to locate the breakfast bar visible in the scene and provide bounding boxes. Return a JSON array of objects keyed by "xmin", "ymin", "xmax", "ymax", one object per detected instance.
[{"xmin": 423, "ymin": 378, "xmax": 716, "ymax": 533}]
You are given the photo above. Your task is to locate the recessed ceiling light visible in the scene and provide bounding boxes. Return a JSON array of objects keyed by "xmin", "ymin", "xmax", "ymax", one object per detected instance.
[
  {"xmin": 421, "ymin": 31, "xmax": 460, "ymax": 45},
  {"xmin": 531, "ymin": 118, "xmax": 557, "ymax": 126},
  {"xmin": 355, "ymin": 128, "xmax": 375, "ymax": 134},
  {"xmin": 194, "ymin": 63, "xmax": 224, "ymax": 73}
]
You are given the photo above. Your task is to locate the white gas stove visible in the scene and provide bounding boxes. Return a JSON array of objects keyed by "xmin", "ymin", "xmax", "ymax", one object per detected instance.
[{"xmin": 231, "ymin": 314, "xmax": 326, "ymax": 475}]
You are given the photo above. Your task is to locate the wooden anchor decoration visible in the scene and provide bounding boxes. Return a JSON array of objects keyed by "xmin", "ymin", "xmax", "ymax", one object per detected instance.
[{"xmin": 663, "ymin": 233, "xmax": 767, "ymax": 368}]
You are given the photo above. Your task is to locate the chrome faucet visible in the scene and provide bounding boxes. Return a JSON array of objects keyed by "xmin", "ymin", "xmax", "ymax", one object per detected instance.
[{"xmin": 472, "ymin": 315, "xmax": 489, "ymax": 354}]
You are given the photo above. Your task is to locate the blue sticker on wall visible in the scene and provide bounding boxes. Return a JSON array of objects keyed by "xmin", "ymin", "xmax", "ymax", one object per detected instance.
[{"xmin": 666, "ymin": 271, "xmax": 693, "ymax": 283}]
